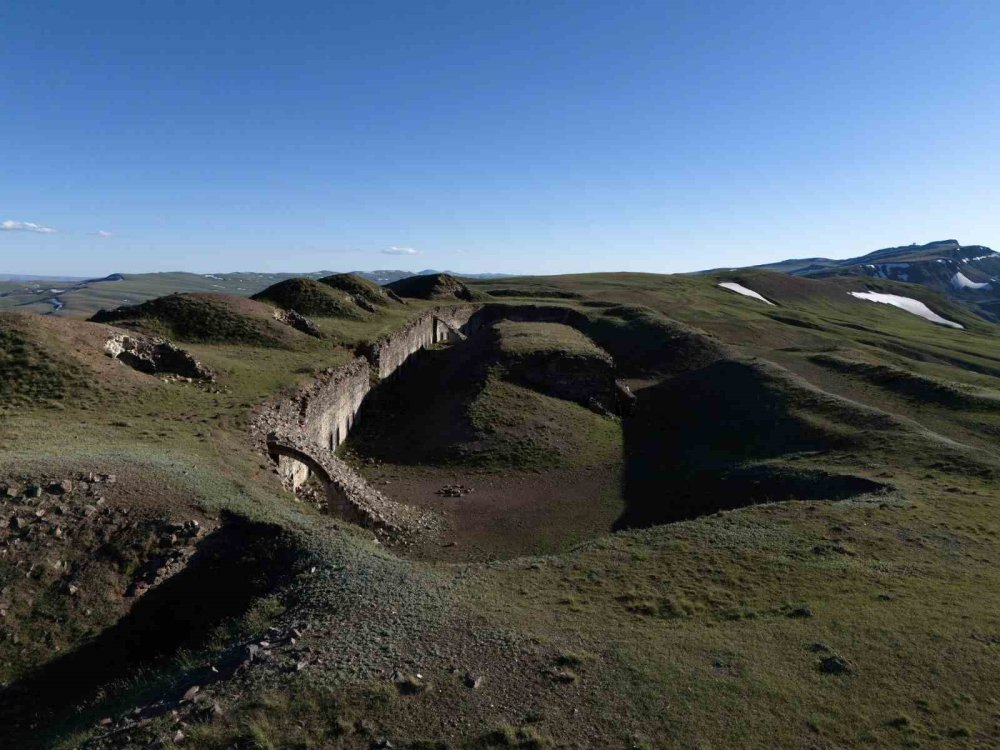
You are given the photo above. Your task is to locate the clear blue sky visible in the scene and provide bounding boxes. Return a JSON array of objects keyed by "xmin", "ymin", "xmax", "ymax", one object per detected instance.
[{"xmin": 3, "ymin": 1, "xmax": 999, "ymax": 276}]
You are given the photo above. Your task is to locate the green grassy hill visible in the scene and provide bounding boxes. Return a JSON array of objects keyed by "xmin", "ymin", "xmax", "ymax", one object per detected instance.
[
  {"xmin": 386, "ymin": 272, "xmax": 485, "ymax": 301},
  {"xmin": 705, "ymin": 239, "xmax": 1000, "ymax": 323},
  {"xmin": 89, "ymin": 292, "xmax": 312, "ymax": 348}
]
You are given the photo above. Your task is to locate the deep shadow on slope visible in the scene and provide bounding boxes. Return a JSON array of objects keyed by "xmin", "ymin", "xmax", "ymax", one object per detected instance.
[
  {"xmin": 0, "ymin": 515, "xmax": 303, "ymax": 747},
  {"xmin": 346, "ymin": 316, "xmax": 626, "ymax": 471},
  {"xmin": 618, "ymin": 359, "xmax": 893, "ymax": 528},
  {"xmin": 347, "ymin": 337, "xmax": 487, "ymax": 466}
]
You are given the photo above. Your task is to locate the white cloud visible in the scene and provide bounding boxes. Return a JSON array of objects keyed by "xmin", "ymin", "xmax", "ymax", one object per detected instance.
[
  {"xmin": 1, "ymin": 220, "xmax": 57, "ymax": 233},
  {"xmin": 381, "ymin": 246, "xmax": 421, "ymax": 256},
  {"xmin": 95, "ymin": 230, "xmax": 113, "ymax": 238}
]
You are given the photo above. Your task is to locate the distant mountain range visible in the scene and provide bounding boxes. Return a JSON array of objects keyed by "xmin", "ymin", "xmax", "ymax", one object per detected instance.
[
  {"xmin": 6, "ymin": 242, "xmax": 1000, "ymax": 323},
  {"xmin": 709, "ymin": 239, "xmax": 1000, "ymax": 322},
  {"xmin": 358, "ymin": 269, "xmax": 512, "ymax": 284},
  {"xmin": 0, "ymin": 274, "xmax": 90, "ymax": 282}
]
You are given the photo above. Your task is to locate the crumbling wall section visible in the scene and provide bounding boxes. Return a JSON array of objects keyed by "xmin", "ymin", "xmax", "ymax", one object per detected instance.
[
  {"xmin": 361, "ymin": 305, "xmax": 478, "ymax": 379},
  {"xmin": 265, "ymin": 433, "xmax": 438, "ymax": 535},
  {"xmin": 253, "ymin": 305, "xmax": 480, "ymax": 507},
  {"xmin": 253, "ymin": 357, "xmax": 372, "ymax": 486}
]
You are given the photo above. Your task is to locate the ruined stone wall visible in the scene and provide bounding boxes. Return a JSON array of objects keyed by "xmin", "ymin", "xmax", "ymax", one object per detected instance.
[
  {"xmin": 254, "ymin": 357, "xmax": 371, "ymax": 486},
  {"xmin": 254, "ymin": 305, "xmax": 480, "ymax": 491},
  {"xmin": 362, "ymin": 305, "xmax": 478, "ymax": 379}
]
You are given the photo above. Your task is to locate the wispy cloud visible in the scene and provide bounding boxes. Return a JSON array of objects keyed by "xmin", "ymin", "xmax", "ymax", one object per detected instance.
[
  {"xmin": 381, "ymin": 246, "xmax": 421, "ymax": 256},
  {"xmin": 1, "ymin": 220, "xmax": 57, "ymax": 234},
  {"xmin": 94, "ymin": 230, "xmax": 113, "ymax": 238}
]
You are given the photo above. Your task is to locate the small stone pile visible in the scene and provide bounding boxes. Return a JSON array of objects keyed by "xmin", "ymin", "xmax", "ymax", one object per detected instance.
[
  {"xmin": 272, "ymin": 308, "xmax": 322, "ymax": 338},
  {"xmin": 436, "ymin": 484, "xmax": 474, "ymax": 498}
]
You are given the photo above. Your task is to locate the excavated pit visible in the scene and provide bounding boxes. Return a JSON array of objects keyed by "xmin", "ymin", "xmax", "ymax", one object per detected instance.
[{"xmin": 258, "ymin": 303, "xmax": 895, "ymax": 558}]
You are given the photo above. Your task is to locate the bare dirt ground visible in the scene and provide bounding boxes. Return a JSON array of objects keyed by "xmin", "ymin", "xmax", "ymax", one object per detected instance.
[{"xmin": 363, "ymin": 463, "xmax": 625, "ymax": 562}]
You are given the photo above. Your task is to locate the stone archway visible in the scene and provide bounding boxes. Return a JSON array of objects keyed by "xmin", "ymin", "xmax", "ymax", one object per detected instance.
[{"xmin": 265, "ymin": 434, "xmax": 361, "ymax": 522}]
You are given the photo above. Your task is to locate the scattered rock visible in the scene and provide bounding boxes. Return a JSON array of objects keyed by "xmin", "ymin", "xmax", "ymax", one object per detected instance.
[
  {"xmin": 181, "ymin": 685, "xmax": 200, "ymax": 702},
  {"xmin": 818, "ymin": 655, "xmax": 853, "ymax": 675},
  {"xmin": 393, "ymin": 672, "xmax": 429, "ymax": 695},
  {"xmin": 464, "ymin": 673, "xmax": 484, "ymax": 689},
  {"xmin": 48, "ymin": 480, "xmax": 73, "ymax": 495}
]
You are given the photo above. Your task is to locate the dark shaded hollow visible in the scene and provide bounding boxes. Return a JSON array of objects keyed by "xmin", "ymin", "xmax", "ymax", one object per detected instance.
[
  {"xmin": 0, "ymin": 515, "xmax": 301, "ymax": 747},
  {"xmin": 616, "ymin": 360, "xmax": 891, "ymax": 528}
]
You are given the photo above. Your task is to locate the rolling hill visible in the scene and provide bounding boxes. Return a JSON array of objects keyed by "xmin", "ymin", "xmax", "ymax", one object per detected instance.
[
  {"xmin": 0, "ymin": 269, "xmax": 511, "ymax": 320},
  {"xmin": 714, "ymin": 239, "xmax": 1000, "ymax": 322}
]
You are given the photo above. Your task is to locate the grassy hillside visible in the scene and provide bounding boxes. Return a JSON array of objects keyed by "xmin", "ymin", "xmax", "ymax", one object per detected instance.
[
  {"xmin": 0, "ymin": 271, "xmax": 416, "ymax": 320},
  {"xmin": 89, "ymin": 292, "xmax": 311, "ymax": 348},
  {"xmin": 0, "ymin": 269, "xmax": 998, "ymax": 749},
  {"xmin": 319, "ymin": 273, "xmax": 403, "ymax": 307},
  {"xmin": 252, "ymin": 278, "xmax": 369, "ymax": 319},
  {"xmin": 386, "ymin": 272, "xmax": 485, "ymax": 301}
]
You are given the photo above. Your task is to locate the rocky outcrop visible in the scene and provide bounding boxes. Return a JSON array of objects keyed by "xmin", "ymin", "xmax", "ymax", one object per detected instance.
[
  {"xmin": 272, "ymin": 308, "xmax": 322, "ymax": 338},
  {"xmin": 104, "ymin": 333, "xmax": 215, "ymax": 381}
]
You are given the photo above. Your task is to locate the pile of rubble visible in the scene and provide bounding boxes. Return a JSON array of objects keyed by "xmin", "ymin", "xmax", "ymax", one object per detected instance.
[
  {"xmin": 436, "ymin": 484, "xmax": 474, "ymax": 498},
  {"xmin": 265, "ymin": 433, "xmax": 442, "ymax": 540},
  {"xmin": 271, "ymin": 308, "xmax": 322, "ymax": 338},
  {"xmin": 0, "ymin": 472, "xmax": 207, "ymax": 614}
]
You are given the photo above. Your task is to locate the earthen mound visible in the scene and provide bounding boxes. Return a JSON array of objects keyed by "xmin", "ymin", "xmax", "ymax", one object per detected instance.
[
  {"xmin": 319, "ymin": 273, "xmax": 405, "ymax": 309},
  {"xmin": 90, "ymin": 293, "xmax": 303, "ymax": 347},
  {"xmin": 252, "ymin": 278, "xmax": 367, "ymax": 319},
  {"xmin": 385, "ymin": 273, "xmax": 484, "ymax": 301}
]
